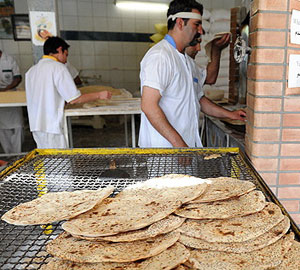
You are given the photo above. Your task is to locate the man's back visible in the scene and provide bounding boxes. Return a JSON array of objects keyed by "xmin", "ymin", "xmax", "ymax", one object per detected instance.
[{"xmin": 25, "ymin": 57, "xmax": 80, "ymax": 134}]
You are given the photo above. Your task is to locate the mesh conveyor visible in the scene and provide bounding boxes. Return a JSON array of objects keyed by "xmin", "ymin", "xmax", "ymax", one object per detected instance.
[{"xmin": 0, "ymin": 148, "xmax": 299, "ymax": 269}]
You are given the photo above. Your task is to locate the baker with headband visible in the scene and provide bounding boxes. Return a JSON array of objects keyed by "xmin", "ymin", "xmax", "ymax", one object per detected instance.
[{"xmin": 139, "ymin": 0, "xmax": 246, "ymax": 150}]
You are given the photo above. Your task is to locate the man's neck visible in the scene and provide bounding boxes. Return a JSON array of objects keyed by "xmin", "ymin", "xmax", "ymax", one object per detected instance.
[{"xmin": 167, "ymin": 31, "xmax": 186, "ymax": 54}]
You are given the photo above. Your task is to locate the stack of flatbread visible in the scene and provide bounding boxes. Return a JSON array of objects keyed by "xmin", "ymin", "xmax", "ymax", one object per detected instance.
[{"xmin": 1, "ymin": 174, "xmax": 299, "ymax": 269}]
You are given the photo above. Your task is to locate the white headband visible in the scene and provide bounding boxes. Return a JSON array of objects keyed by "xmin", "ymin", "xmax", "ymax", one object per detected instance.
[{"xmin": 167, "ymin": 12, "xmax": 202, "ymax": 21}]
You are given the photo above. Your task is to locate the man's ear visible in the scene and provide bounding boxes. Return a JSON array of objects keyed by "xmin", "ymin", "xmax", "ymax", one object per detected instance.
[
  {"xmin": 56, "ymin": 46, "xmax": 63, "ymax": 54},
  {"xmin": 176, "ymin": 18, "xmax": 185, "ymax": 30}
]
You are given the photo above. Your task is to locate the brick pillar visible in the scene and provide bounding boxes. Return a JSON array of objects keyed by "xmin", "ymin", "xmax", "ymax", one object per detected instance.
[{"xmin": 246, "ymin": 0, "xmax": 300, "ymax": 224}]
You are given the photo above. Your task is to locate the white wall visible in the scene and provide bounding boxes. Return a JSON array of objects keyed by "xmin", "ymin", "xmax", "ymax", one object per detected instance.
[{"xmin": 0, "ymin": 0, "xmax": 242, "ymax": 92}]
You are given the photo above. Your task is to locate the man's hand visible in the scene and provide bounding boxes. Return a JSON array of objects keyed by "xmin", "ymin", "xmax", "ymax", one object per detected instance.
[
  {"xmin": 213, "ymin": 33, "xmax": 231, "ymax": 51},
  {"xmin": 228, "ymin": 109, "xmax": 247, "ymax": 122},
  {"xmin": 98, "ymin": 90, "xmax": 112, "ymax": 100}
]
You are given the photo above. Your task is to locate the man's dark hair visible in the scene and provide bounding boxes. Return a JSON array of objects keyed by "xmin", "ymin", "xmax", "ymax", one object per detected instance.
[
  {"xmin": 167, "ymin": 0, "xmax": 203, "ymax": 30},
  {"xmin": 43, "ymin": 36, "xmax": 70, "ymax": 55}
]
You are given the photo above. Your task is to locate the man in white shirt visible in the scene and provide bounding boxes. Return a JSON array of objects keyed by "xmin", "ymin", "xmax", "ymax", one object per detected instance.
[
  {"xmin": 0, "ymin": 50, "xmax": 23, "ymax": 153},
  {"xmin": 139, "ymin": 0, "xmax": 246, "ymax": 148},
  {"xmin": 25, "ymin": 37, "xmax": 112, "ymax": 149}
]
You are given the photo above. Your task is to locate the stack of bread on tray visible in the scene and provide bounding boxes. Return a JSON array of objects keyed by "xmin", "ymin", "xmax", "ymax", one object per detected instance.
[{"xmin": 2, "ymin": 174, "xmax": 299, "ymax": 269}]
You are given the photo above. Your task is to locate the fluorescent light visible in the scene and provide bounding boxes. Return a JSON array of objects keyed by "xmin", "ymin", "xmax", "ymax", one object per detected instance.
[{"xmin": 115, "ymin": 1, "xmax": 168, "ymax": 11}]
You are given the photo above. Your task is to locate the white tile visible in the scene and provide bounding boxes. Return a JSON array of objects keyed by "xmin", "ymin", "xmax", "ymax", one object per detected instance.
[
  {"xmin": 80, "ymin": 55, "xmax": 96, "ymax": 69},
  {"xmin": 80, "ymin": 41, "xmax": 95, "ymax": 56},
  {"xmin": 93, "ymin": 17, "xmax": 108, "ymax": 31},
  {"xmin": 108, "ymin": 42, "xmax": 123, "ymax": 56},
  {"xmin": 67, "ymin": 40, "xmax": 80, "ymax": 55},
  {"xmin": 19, "ymin": 54, "xmax": 34, "ymax": 71},
  {"xmin": 67, "ymin": 56, "xmax": 81, "ymax": 70},
  {"xmin": 78, "ymin": 16, "xmax": 94, "ymax": 31},
  {"xmin": 123, "ymin": 70, "xmax": 139, "ymax": 83},
  {"xmin": 107, "ymin": 18, "xmax": 122, "ymax": 32},
  {"xmin": 122, "ymin": 42, "xmax": 137, "ymax": 56},
  {"xmin": 94, "ymin": 41, "xmax": 109, "ymax": 55},
  {"xmin": 122, "ymin": 18, "xmax": 135, "ymax": 32},
  {"xmin": 106, "ymin": 3, "xmax": 121, "ymax": 18},
  {"xmin": 135, "ymin": 19, "xmax": 149, "ymax": 33},
  {"xmin": 136, "ymin": 43, "xmax": 151, "ymax": 57},
  {"xmin": 2, "ymin": 40, "xmax": 19, "ymax": 55},
  {"xmin": 97, "ymin": 70, "xmax": 110, "ymax": 83},
  {"xmin": 62, "ymin": 0, "xmax": 78, "ymax": 16},
  {"xmin": 93, "ymin": 0, "xmax": 107, "ymax": 3},
  {"xmin": 120, "ymin": 9, "xmax": 135, "ymax": 18},
  {"xmin": 95, "ymin": 55, "xmax": 110, "ymax": 69},
  {"xmin": 123, "ymin": 55, "xmax": 137, "ymax": 69},
  {"xmin": 110, "ymin": 55, "xmax": 124, "ymax": 69},
  {"xmin": 92, "ymin": 3, "xmax": 108, "ymax": 17},
  {"xmin": 134, "ymin": 9, "xmax": 149, "ymax": 19},
  {"xmin": 18, "ymin": 42, "xmax": 32, "ymax": 55},
  {"xmin": 110, "ymin": 70, "xmax": 124, "ymax": 83},
  {"xmin": 78, "ymin": 1, "xmax": 93, "ymax": 16},
  {"xmin": 63, "ymin": 16, "xmax": 79, "ymax": 31}
]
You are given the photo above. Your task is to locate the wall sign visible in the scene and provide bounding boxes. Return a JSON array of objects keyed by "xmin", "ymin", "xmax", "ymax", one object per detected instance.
[
  {"xmin": 288, "ymin": 54, "xmax": 300, "ymax": 88},
  {"xmin": 291, "ymin": 9, "xmax": 300, "ymax": 44},
  {"xmin": 29, "ymin": 11, "xmax": 56, "ymax": 46}
]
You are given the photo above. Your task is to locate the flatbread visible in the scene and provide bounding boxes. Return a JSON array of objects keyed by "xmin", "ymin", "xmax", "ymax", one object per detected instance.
[
  {"xmin": 177, "ymin": 202, "xmax": 284, "ymax": 243},
  {"xmin": 179, "ymin": 216, "xmax": 290, "ymax": 253},
  {"xmin": 187, "ymin": 233, "xmax": 294, "ymax": 270},
  {"xmin": 79, "ymin": 85, "xmax": 122, "ymax": 95},
  {"xmin": 63, "ymin": 175, "xmax": 209, "ymax": 237},
  {"xmin": 203, "ymin": 154, "xmax": 222, "ymax": 160},
  {"xmin": 272, "ymin": 240, "xmax": 300, "ymax": 269},
  {"xmin": 42, "ymin": 242, "xmax": 189, "ymax": 270},
  {"xmin": 205, "ymin": 32, "xmax": 232, "ymax": 62},
  {"xmin": 73, "ymin": 215, "xmax": 185, "ymax": 242},
  {"xmin": 46, "ymin": 231, "xmax": 180, "ymax": 263},
  {"xmin": 190, "ymin": 177, "xmax": 256, "ymax": 203},
  {"xmin": 175, "ymin": 190, "xmax": 266, "ymax": 219},
  {"xmin": 1, "ymin": 187, "xmax": 114, "ymax": 225}
]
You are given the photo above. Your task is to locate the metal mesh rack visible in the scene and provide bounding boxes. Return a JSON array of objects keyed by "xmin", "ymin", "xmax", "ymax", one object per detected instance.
[{"xmin": 0, "ymin": 147, "xmax": 299, "ymax": 269}]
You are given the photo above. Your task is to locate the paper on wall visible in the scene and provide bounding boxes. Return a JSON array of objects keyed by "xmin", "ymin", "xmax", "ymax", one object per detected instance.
[
  {"xmin": 291, "ymin": 9, "xmax": 300, "ymax": 45},
  {"xmin": 288, "ymin": 54, "xmax": 300, "ymax": 88}
]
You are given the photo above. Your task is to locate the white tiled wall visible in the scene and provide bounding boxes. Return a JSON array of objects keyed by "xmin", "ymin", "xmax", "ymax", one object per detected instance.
[{"xmin": 0, "ymin": 0, "xmax": 242, "ymax": 93}]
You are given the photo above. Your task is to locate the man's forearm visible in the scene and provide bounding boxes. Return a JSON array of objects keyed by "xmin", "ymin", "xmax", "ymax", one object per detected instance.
[
  {"xmin": 1, "ymin": 76, "xmax": 22, "ymax": 91},
  {"xmin": 142, "ymin": 104, "xmax": 188, "ymax": 147}
]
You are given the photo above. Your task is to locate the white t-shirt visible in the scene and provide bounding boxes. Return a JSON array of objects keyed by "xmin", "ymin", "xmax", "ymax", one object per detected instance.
[
  {"xmin": 65, "ymin": 61, "xmax": 79, "ymax": 79},
  {"xmin": 139, "ymin": 35, "xmax": 206, "ymax": 148},
  {"xmin": 25, "ymin": 56, "xmax": 81, "ymax": 134},
  {"xmin": 0, "ymin": 52, "xmax": 23, "ymax": 129}
]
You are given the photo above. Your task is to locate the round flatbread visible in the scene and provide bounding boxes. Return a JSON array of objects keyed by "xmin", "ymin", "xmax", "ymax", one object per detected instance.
[
  {"xmin": 1, "ymin": 187, "xmax": 114, "ymax": 225},
  {"xmin": 177, "ymin": 202, "xmax": 284, "ymax": 243},
  {"xmin": 272, "ymin": 239, "xmax": 300, "ymax": 269},
  {"xmin": 179, "ymin": 216, "xmax": 290, "ymax": 253},
  {"xmin": 175, "ymin": 190, "xmax": 266, "ymax": 219},
  {"xmin": 187, "ymin": 233, "xmax": 293, "ymax": 270},
  {"xmin": 63, "ymin": 175, "xmax": 209, "ymax": 237},
  {"xmin": 42, "ymin": 242, "xmax": 189, "ymax": 270},
  {"xmin": 46, "ymin": 231, "xmax": 180, "ymax": 263},
  {"xmin": 190, "ymin": 177, "xmax": 256, "ymax": 203},
  {"xmin": 73, "ymin": 215, "xmax": 185, "ymax": 242}
]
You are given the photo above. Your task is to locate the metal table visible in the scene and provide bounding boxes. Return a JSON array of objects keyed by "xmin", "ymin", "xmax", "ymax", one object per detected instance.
[{"xmin": 64, "ymin": 99, "xmax": 141, "ymax": 148}]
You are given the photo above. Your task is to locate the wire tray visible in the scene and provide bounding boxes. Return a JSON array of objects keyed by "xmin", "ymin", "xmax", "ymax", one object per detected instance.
[{"xmin": 0, "ymin": 148, "xmax": 299, "ymax": 269}]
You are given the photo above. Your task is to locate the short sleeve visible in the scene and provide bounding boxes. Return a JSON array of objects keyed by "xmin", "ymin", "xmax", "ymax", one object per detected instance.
[
  {"xmin": 140, "ymin": 51, "xmax": 172, "ymax": 95},
  {"xmin": 55, "ymin": 64, "xmax": 81, "ymax": 102}
]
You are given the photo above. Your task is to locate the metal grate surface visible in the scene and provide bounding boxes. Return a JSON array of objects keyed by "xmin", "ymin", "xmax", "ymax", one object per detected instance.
[{"xmin": 0, "ymin": 148, "xmax": 298, "ymax": 269}]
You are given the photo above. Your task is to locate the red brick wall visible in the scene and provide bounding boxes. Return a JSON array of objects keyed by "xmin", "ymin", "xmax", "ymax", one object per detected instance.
[{"xmin": 246, "ymin": 0, "xmax": 300, "ymax": 224}]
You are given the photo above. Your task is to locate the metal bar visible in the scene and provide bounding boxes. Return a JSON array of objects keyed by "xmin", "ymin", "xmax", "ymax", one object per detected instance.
[
  {"xmin": 124, "ymin": 115, "xmax": 128, "ymax": 147},
  {"xmin": 131, "ymin": 114, "xmax": 136, "ymax": 148}
]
